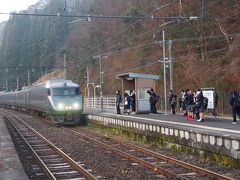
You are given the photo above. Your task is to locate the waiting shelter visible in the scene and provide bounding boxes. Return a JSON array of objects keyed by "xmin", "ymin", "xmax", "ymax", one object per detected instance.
[{"xmin": 116, "ymin": 72, "xmax": 159, "ymax": 113}]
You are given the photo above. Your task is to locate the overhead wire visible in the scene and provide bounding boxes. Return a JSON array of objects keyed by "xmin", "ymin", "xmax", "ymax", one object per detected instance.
[
  {"xmin": 81, "ymin": 0, "xmax": 232, "ymax": 61},
  {"xmin": 3, "ymin": 0, "xmax": 238, "ymax": 84},
  {"xmin": 75, "ymin": 0, "xmax": 181, "ymax": 61}
]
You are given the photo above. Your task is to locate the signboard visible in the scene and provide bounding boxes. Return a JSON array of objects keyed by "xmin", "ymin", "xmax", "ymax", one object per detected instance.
[{"xmin": 201, "ymin": 90, "xmax": 214, "ymax": 109}]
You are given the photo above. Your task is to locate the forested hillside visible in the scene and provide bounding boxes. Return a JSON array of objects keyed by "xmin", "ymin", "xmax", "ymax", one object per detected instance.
[{"xmin": 0, "ymin": 0, "xmax": 240, "ymax": 97}]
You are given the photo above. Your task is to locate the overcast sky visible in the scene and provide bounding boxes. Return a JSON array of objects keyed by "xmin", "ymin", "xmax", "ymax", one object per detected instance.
[{"xmin": 0, "ymin": 0, "xmax": 39, "ymax": 23}]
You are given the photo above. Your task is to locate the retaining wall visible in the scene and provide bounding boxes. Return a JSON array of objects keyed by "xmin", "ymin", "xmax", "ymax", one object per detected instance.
[{"xmin": 86, "ymin": 114, "xmax": 240, "ymax": 168}]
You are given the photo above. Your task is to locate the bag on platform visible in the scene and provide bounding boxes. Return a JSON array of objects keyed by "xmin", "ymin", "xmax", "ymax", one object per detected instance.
[{"xmin": 202, "ymin": 97, "xmax": 208, "ymax": 109}]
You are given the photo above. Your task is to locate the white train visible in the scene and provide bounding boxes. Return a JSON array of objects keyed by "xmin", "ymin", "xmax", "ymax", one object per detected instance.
[{"xmin": 0, "ymin": 79, "xmax": 83, "ymax": 125}]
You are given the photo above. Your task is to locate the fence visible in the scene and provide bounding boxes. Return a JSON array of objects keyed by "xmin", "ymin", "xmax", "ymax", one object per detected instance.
[{"xmin": 84, "ymin": 96, "xmax": 122, "ymax": 113}]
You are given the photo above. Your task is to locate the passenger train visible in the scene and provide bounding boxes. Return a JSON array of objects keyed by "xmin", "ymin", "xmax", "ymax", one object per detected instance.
[{"xmin": 0, "ymin": 79, "xmax": 83, "ymax": 125}]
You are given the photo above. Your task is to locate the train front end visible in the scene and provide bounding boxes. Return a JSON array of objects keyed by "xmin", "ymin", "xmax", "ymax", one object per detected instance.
[{"xmin": 47, "ymin": 81, "xmax": 83, "ymax": 124}]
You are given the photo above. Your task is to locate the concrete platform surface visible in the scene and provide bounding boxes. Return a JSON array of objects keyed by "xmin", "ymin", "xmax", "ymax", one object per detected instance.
[{"xmin": 0, "ymin": 117, "xmax": 28, "ymax": 180}]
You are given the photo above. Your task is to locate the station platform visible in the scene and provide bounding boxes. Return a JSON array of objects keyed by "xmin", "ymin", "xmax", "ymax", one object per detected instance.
[
  {"xmin": 0, "ymin": 117, "xmax": 28, "ymax": 180},
  {"xmin": 113, "ymin": 112, "xmax": 240, "ymax": 133},
  {"xmin": 87, "ymin": 110, "xmax": 240, "ymax": 135},
  {"xmin": 85, "ymin": 110, "xmax": 240, "ymax": 167}
]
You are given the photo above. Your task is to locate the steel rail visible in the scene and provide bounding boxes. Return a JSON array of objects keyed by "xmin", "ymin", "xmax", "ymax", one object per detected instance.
[
  {"xmin": 77, "ymin": 127, "xmax": 234, "ymax": 180},
  {"xmin": 3, "ymin": 109, "xmax": 233, "ymax": 180},
  {"xmin": 64, "ymin": 127, "xmax": 181, "ymax": 179},
  {"xmin": 1, "ymin": 113, "xmax": 56, "ymax": 180},
  {"xmin": 0, "ymin": 111, "xmax": 97, "ymax": 180}
]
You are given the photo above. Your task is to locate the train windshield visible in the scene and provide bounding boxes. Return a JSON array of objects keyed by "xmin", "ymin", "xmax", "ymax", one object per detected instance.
[{"xmin": 52, "ymin": 87, "xmax": 80, "ymax": 96}]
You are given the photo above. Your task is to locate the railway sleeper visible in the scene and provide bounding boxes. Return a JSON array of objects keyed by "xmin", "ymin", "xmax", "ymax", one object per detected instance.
[
  {"xmin": 42, "ymin": 158, "xmax": 66, "ymax": 163},
  {"xmin": 53, "ymin": 171, "xmax": 81, "ymax": 179}
]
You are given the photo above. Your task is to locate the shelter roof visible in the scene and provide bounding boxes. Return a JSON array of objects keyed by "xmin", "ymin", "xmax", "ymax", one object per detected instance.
[{"xmin": 117, "ymin": 72, "xmax": 159, "ymax": 80}]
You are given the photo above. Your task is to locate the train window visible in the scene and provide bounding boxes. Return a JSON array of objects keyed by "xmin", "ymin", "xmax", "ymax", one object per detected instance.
[
  {"xmin": 52, "ymin": 87, "xmax": 81, "ymax": 96},
  {"xmin": 47, "ymin": 89, "xmax": 51, "ymax": 96},
  {"xmin": 75, "ymin": 88, "xmax": 80, "ymax": 95}
]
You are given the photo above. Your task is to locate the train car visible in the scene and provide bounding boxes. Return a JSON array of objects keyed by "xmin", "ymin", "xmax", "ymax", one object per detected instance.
[
  {"xmin": 0, "ymin": 79, "xmax": 84, "ymax": 125},
  {"xmin": 16, "ymin": 87, "xmax": 29, "ymax": 111},
  {"xmin": 5, "ymin": 91, "xmax": 17, "ymax": 109},
  {"xmin": 0, "ymin": 92, "xmax": 5, "ymax": 107},
  {"xmin": 29, "ymin": 79, "xmax": 83, "ymax": 124}
]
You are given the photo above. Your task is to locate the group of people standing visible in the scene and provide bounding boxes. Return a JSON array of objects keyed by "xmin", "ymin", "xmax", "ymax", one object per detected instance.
[
  {"xmin": 116, "ymin": 88, "xmax": 240, "ymax": 125},
  {"xmin": 167, "ymin": 89, "xmax": 210, "ymax": 123},
  {"xmin": 116, "ymin": 90, "xmax": 136, "ymax": 115},
  {"xmin": 178, "ymin": 89, "xmax": 208, "ymax": 122}
]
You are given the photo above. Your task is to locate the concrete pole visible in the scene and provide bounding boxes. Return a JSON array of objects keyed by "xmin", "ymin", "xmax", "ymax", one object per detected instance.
[
  {"xmin": 28, "ymin": 68, "xmax": 30, "ymax": 86},
  {"xmin": 201, "ymin": 0, "xmax": 204, "ymax": 18},
  {"xmin": 87, "ymin": 66, "xmax": 90, "ymax": 97},
  {"xmin": 99, "ymin": 55, "xmax": 103, "ymax": 112},
  {"xmin": 169, "ymin": 40, "xmax": 173, "ymax": 92},
  {"xmin": 64, "ymin": 53, "xmax": 67, "ymax": 80},
  {"xmin": 94, "ymin": 86, "xmax": 96, "ymax": 107},
  {"xmin": 163, "ymin": 30, "xmax": 167, "ymax": 115},
  {"xmin": 17, "ymin": 76, "xmax": 19, "ymax": 90},
  {"xmin": 5, "ymin": 68, "xmax": 8, "ymax": 91}
]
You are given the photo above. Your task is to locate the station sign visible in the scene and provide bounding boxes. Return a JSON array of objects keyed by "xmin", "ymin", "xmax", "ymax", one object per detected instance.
[{"xmin": 200, "ymin": 88, "xmax": 215, "ymax": 110}]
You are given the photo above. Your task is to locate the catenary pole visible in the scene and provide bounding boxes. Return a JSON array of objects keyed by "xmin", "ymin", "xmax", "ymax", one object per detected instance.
[
  {"xmin": 163, "ymin": 30, "xmax": 167, "ymax": 115},
  {"xmin": 64, "ymin": 53, "xmax": 67, "ymax": 80},
  {"xmin": 169, "ymin": 40, "xmax": 173, "ymax": 92},
  {"xmin": 99, "ymin": 55, "xmax": 103, "ymax": 112},
  {"xmin": 87, "ymin": 66, "xmax": 90, "ymax": 97},
  {"xmin": 28, "ymin": 68, "xmax": 30, "ymax": 86},
  {"xmin": 5, "ymin": 68, "xmax": 8, "ymax": 91}
]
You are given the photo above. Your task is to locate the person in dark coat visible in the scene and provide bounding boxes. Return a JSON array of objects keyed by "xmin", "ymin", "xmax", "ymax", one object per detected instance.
[
  {"xmin": 194, "ymin": 90, "xmax": 204, "ymax": 122},
  {"xmin": 168, "ymin": 90, "xmax": 177, "ymax": 114},
  {"xmin": 147, "ymin": 88, "xmax": 157, "ymax": 114},
  {"xmin": 115, "ymin": 90, "xmax": 122, "ymax": 114},
  {"xmin": 230, "ymin": 90, "xmax": 240, "ymax": 124},
  {"xmin": 130, "ymin": 90, "xmax": 136, "ymax": 114},
  {"xmin": 185, "ymin": 89, "xmax": 194, "ymax": 120}
]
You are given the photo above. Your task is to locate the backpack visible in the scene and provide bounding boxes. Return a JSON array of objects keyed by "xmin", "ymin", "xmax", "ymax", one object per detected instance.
[
  {"xmin": 154, "ymin": 95, "xmax": 160, "ymax": 103},
  {"xmin": 232, "ymin": 93, "xmax": 240, "ymax": 108},
  {"xmin": 171, "ymin": 95, "xmax": 177, "ymax": 106},
  {"xmin": 202, "ymin": 97, "xmax": 208, "ymax": 109}
]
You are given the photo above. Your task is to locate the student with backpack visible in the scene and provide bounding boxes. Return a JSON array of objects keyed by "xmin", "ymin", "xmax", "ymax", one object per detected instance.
[
  {"xmin": 185, "ymin": 89, "xmax": 194, "ymax": 120},
  {"xmin": 147, "ymin": 88, "xmax": 158, "ymax": 114},
  {"xmin": 168, "ymin": 90, "xmax": 177, "ymax": 114},
  {"xmin": 230, "ymin": 90, "xmax": 240, "ymax": 124},
  {"xmin": 195, "ymin": 90, "xmax": 207, "ymax": 122}
]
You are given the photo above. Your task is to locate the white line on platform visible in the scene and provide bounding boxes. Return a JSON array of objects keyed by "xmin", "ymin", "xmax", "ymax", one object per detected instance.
[{"xmin": 102, "ymin": 113, "xmax": 240, "ymax": 135}]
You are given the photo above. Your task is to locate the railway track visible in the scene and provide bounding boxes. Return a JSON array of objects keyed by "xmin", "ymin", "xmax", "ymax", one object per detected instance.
[
  {"xmin": 1, "ymin": 109, "xmax": 234, "ymax": 179},
  {"xmin": 0, "ymin": 111, "xmax": 97, "ymax": 180},
  {"xmin": 65, "ymin": 126, "xmax": 233, "ymax": 180}
]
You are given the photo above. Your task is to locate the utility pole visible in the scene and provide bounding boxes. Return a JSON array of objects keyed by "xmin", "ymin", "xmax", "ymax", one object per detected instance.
[
  {"xmin": 169, "ymin": 40, "xmax": 173, "ymax": 92},
  {"xmin": 16, "ymin": 67, "xmax": 19, "ymax": 90},
  {"xmin": 17, "ymin": 76, "xmax": 19, "ymax": 90},
  {"xmin": 93, "ymin": 54, "xmax": 107, "ymax": 112},
  {"xmin": 99, "ymin": 55, "xmax": 103, "ymax": 112},
  {"xmin": 64, "ymin": 53, "xmax": 67, "ymax": 80},
  {"xmin": 86, "ymin": 66, "xmax": 90, "ymax": 97},
  {"xmin": 5, "ymin": 68, "xmax": 8, "ymax": 91},
  {"xmin": 201, "ymin": 0, "xmax": 204, "ymax": 18},
  {"xmin": 179, "ymin": 0, "xmax": 182, "ymax": 17},
  {"xmin": 28, "ymin": 68, "xmax": 30, "ymax": 86},
  {"xmin": 162, "ymin": 30, "xmax": 167, "ymax": 115}
]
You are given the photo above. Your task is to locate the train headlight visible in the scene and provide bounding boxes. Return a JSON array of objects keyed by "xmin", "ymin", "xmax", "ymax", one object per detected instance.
[
  {"xmin": 65, "ymin": 106, "xmax": 73, "ymax": 110},
  {"xmin": 73, "ymin": 103, "xmax": 80, "ymax": 109},
  {"xmin": 57, "ymin": 103, "xmax": 64, "ymax": 110}
]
